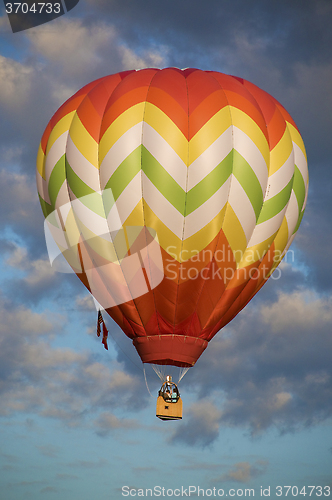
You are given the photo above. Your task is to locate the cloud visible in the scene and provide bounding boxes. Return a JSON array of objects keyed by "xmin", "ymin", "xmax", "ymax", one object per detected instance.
[
  {"xmin": 0, "ymin": 55, "xmax": 33, "ymax": 109},
  {"xmin": 0, "ymin": 294, "xmax": 148, "ymax": 424},
  {"xmin": 1, "ymin": 239, "xmax": 67, "ymax": 304},
  {"xmin": 94, "ymin": 411, "xmax": 138, "ymax": 437},
  {"xmin": 27, "ymin": 19, "xmax": 119, "ymax": 78},
  {"xmin": 0, "ymin": 0, "xmax": 330, "ymax": 456},
  {"xmin": 260, "ymin": 290, "xmax": 332, "ymax": 331},
  {"xmin": 26, "ymin": 17, "xmax": 168, "ymax": 81},
  {"xmin": 170, "ymin": 400, "xmax": 222, "ymax": 447},
  {"xmin": 83, "ymin": 0, "xmax": 332, "ymax": 72},
  {"xmin": 216, "ymin": 460, "xmax": 268, "ymax": 483},
  {"xmin": 0, "ymin": 169, "xmax": 41, "ymax": 235}
]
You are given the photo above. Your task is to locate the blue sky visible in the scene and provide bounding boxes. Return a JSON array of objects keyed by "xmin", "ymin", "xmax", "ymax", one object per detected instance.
[{"xmin": 0, "ymin": 1, "xmax": 332, "ymax": 499}]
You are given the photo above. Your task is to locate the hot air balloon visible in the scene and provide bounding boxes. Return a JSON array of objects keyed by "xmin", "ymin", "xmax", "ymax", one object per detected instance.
[{"xmin": 36, "ymin": 68, "xmax": 308, "ymax": 420}]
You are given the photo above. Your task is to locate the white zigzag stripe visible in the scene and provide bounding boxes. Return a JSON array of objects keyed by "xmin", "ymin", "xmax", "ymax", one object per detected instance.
[
  {"xmin": 247, "ymin": 207, "xmax": 288, "ymax": 248},
  {"xmin": 284, "ymin": 191, "xmax": 299, "ymax": 237},
  {"xmin": 142, "ymin": 122, "xmax": 188, "ymax": 190},
  {"xmin": 227, "ymin": 175, "xmax": 257, "ymax": 243},
  {"xmin": 98, "ymin": 121, "xmax": 270, "ymax": 203},
  {"xmin": 65, "ymin": 193, "xmax": 110, "ymax": 239},
  {"xmin": 108, "ymin": 171, "xmax": 143, "ymax": 227},
  {"xmin": 108, "ymin": 170, "xmax": 233, "ymax": 240},
  {"xmin": 45, "ymin": 122, "xmax": 303, "ymax": 245},
  {"xmin": 55, "ymin": 181, "xmax": 71, "ymax": 212},
  {"xmin": 187, "ymin": 127, "xmax": 233, "ymax": 190},
  {"xmin": 100, "ymin": 122, "xmax": 142, "ymax": 189},
  {"xmin": 232, "ymin": 126, "xmax": 269, "ymax": 192},
  {"xmin": 142, "ymin": 173, "xmax": 185, "ymax": 238},
  {"xmin": 264, "ymin": 150, "xmax": 294, "ymax": 201},
  {"xmin": 66, "ymin": 135, "xmax": 101, "ymax": 193},
  {"xmin": 45, "ymin": 131, "xmax": 68, "ymax": 187},
  {"xmin": 293, "ymin": 142, "xmax": 308, "ymax": 192},
  {"xmin": 36, "ymin": 170, "xmax": 51, "ymax": 205}
]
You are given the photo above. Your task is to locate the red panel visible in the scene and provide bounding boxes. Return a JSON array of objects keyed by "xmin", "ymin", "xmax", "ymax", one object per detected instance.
[{"xmin": 133, "ymin": 335, "xmax": 208, "ymax": 367}]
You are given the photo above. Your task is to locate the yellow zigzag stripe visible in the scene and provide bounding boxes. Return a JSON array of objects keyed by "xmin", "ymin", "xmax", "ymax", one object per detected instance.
[
  {"xmin": 69, "ymin": 114, "xmax": 99, "ymax": 168},
  {"xmin": 221, "ymin": 202, "xmax": 248, "ymax": 265},
  {"xmin": 272, "ymin": 216, "xmax": 289, "ymax": 257},
  {"xmin": 46, "ymin": 111, "xmax": 76, "ymax": 155},
  {"xmin": 238, "ymin": 232, "xmax": 277, "ymax": 268},
  {"xmin": 230, "ymin": 107, "xmax": 270, "ymax": 167},
  {"xmin": 36, "ymin": 143, "xmax": 46, "ymax": 179},
  {"xmin": 143, "ymin": 103, "xmax": 188, "ymax": 163},
  {"xmin": 122, "ymin": 199, "xmax": 228, "ymax": 263},
  {"xmin": 100, "ymin": 103, "xmax": 144, "ymax": 164},
  {"xmin": 189, "ymin": 107, "xmax": 232, "ymax": 164},
  {"xmin": 269, "ymin": 127, "xmax": 294, "ymax": 176},
  {"xmin": 100, "ymin": 103, "xmax": 270, "ymax": 170},
  {"xmin": 287, "ymin": 122, "xmax": 307, "ymax": 159}
]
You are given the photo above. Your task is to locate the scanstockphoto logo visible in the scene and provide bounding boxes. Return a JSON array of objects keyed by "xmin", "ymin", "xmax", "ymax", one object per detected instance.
[
  {"xmin": 4, "ymin": 0, "xmax": 80, "ymax": 33},
  {"xmin": 44, "ymin": 189, "xmax": 165, "ymax": 310}
]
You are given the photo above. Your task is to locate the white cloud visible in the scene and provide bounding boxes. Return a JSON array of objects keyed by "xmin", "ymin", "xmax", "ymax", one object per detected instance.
[
  {"xmin": 26, "ymin": 18, "xmax": 168, "ymax": 79},
  {"xmin": 0, "ymin": 55, "xmax": 33, "ymax": 109},
  {"xmin": 260, "ymin": 290, "xmax": 332, "ymax": 331},
  {"xmin": 27, "ymin": 19, "xmax": 117, "ymax": 71},
  {"xmin": 119, "ymin": 45, "xmax": 167, "ymax": 70}
]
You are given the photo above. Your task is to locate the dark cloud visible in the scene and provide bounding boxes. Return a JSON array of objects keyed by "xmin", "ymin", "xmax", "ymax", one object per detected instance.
[
  {"xmin": 294, "ymin": 190, "xmax": 332, "ymax": 292},
  {"xmin": 83, "ymin": 0, "xmax": 332, "ymax": 74},
  {"xmin": 0, "ymin": 168, "xmax": 44, "ymax": 251},
  {"xmin": 180, "ymin": 289, "xmax": 332, "ymax": 442}
]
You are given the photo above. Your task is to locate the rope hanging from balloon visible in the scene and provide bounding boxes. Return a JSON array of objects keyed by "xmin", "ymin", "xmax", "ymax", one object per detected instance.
[{"xmin": 96, "ymin": 310, "xmax": 109, "ymax": 350}]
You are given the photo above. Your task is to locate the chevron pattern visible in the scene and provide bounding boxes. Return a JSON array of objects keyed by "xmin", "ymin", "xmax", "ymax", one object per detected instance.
[{"xmin": 37, "ymin": 68, "xmax": 308, "ymax": 366}]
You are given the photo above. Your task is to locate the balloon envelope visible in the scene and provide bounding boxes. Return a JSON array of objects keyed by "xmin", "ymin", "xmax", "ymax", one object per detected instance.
[{"xmin": 37, "ymin": 68, "xmax": 308, "ymax": 367}]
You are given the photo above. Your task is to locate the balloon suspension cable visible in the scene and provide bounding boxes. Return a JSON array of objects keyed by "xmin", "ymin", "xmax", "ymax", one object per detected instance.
[
  {"xmin": 143, "ymin": 365, "xmax": 153, "ymax": 397},
  {"xmin": 152, "ymin": 364, "xmax": 167, "ymax": 382},
  {"xmin": 178, "ymin": 366, "xmax": 190, "ymax": 384},
  {"xmin": 151, "ymin": 364, "xmax": 190, "ymax": 385}
]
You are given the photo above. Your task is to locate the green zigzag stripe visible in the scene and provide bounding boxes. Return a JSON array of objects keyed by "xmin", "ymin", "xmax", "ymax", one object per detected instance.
[
  {"xmin": 104, "ymin": 146, "xmax": 234, "ymax": 216},
  {"xmin": 293, "ymin": 209, "xmax": 304, "ymax": 234},
  {"xmin": 292, "ymin": 165, "xmax": 306, "ymax": 212},
  {"xmin": 141, "ymin": 146, "xmax": 186, "ymax": 214},
  {"xmin": 38, "ymin": 194, "xmax": 53, "ymax": 218},
  {"xmin": 48, "ymin": 154, "xmax": 66, "ymax": 209},
  {"xmin": 257, "ymin": 176, "xmax": 294, "ymax": 224},
  {"xmin": 104, "ymin": 146, "xmax": 141, "ymax": 200},
  {"xmin": 232, "ymin": 149, "xmax": 263, "ymax": 220},
  {"xmin": 186, "ymin": 152, "xmax": 233, "ymax": 214},
  {"xmin": 65, "ymin": 158, "xmax": 106, "ymax": 217},
  {"xmin": 105, "ymin": 145, "xmax": 232, "ymax": 216}
]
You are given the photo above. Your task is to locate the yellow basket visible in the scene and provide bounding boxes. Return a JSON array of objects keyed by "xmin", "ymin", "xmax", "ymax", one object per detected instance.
[{"xmin": 156, "ymin": 395, "xmax": 183, "ymax": 420}]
